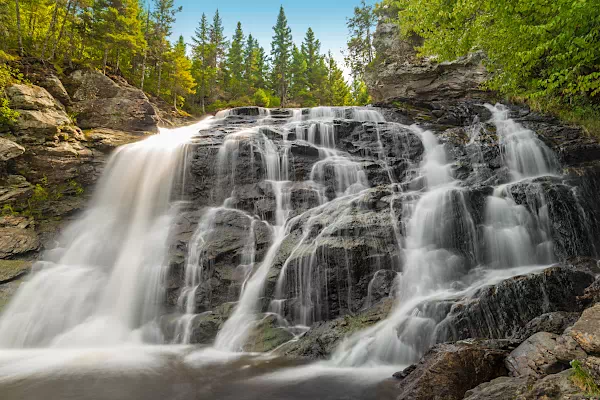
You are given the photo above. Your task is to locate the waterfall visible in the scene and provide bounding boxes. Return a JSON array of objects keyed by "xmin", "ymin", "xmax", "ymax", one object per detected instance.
[
  {"xmin": 331, "ymin": 106, "xmax": 561, "ymax": 366},
  {"xmin": 0, "ymin": 119, "xmax": 214, "ymax": 348}
]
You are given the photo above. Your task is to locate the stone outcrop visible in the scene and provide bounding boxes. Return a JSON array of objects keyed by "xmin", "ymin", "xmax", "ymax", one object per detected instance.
[
  {"xmin": 365, "ymin": 16, "xmax": 489, "ymax": 103},
  {"xmin": 392, "ymin": 341, "xmax": 509, "ymax": 400},
  {"xmin": 65, "ymin": 69, "xmax": 159, "ymax": 133},
  {"xmin": 569, "ymin": 303, "xmax": 600, "ymax": 354}
]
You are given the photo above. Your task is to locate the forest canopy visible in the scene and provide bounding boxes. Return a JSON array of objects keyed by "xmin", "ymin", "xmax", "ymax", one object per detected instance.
[{"xmin": 0, "ymin": 0, "xmax": 372, "ymax": 116}]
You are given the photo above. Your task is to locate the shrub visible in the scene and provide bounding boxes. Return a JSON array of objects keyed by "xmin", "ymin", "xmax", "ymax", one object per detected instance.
[{"xmin": 253, "ymin": 89, "xmax": 270, "ymax": 107}]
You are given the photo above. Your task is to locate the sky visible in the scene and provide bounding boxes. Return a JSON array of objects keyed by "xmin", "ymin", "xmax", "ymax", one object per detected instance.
[{"xmin": 170, "ymin": 0, "xmax": 375, "ymax": 79}]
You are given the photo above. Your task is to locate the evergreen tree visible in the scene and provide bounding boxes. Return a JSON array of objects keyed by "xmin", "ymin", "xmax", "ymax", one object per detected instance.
[
  {"xmin": 326, "ymin": 52, "xmax": 352, "ymax": 106},
  {"xmin": 209, "ymin": 9, "xmax": 227, "ymax": 97},
  {"xmin": 243, "ymin": 33, "xmax": 255, "ymax": 91},
  {"xmin": 301, "ymin": 27, "xmax": 328, "ymax": 105},
  {"xmin": 169, "ymin": 35, "xmax": 195, "ymax": 109},
  {"xmin": 226, "ymin": 21, "xmax": 245, "ymax": 98},
  {"xmin": 351, "ymin": 78, "xmax": 371, "ymax": 106},
  {"xmin": 191, "ymin": 13, "xmax": 213, "ymax": 113},
  {"xmin": 270, "ymin": 6, "xmax": 292, "ymax": 106},
  {"xmin": 253, "ymin": 43, "xmax": 269, "ymax": 90},
  {"xmin": 345, "ymin": 0, "xmax": 376, "ymax": 81},
  {"xmin": 289, "ymin": 45, "xmax": 309, "ymax": 106},
  {"xmin": 151, "ymin": 0, "xmax": 181, "ymax": 97}
]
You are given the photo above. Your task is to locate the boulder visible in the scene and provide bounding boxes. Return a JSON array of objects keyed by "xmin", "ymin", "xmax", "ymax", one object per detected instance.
[
  {"xmin": 0, "ymin": 138, "xmax": 25, "ymax": 161},
  {"xmin": 66, "ymin": 69, "xmax": 159, "ymax": 133},
  {"xmin": 505, "ymin": 332, "xmax": 571, "ymax": 378},
  {"xmin": 0, "ymin": 227, "xmax": 39, "ymax": 259},
  {"xmin": 392, "ymin": 341, "xmax": 508, "ymax": 400},
  {"xmin": 278, "ymin": 299, "xmax": 393, "ymax": 359},
  {"xmin": 435, "ymin": 263, "xmax": 597, "ymax": 342},
  {"xmin": 512, "ymin": 312, "xmax": 581, "ymax": 342},
  {"xmin": 7, "ymin": 84, "xmax": 72, "ymax": 138},
  {"xmin": 463, "ymin": 376, "xmax": 530, "ymax": 400},
  {"xmin": 569, "ymin": 303, "xmax": 600, "ymax": 354},
  {"xmin": 243, "ymin": 314, "xmax": 294, "ymax": 353}
]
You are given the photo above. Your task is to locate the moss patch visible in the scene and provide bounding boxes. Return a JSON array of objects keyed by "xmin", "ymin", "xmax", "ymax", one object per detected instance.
[
  {"xmin": 0, "ymin": 259, "xmax": 32, "ymax": 283},
  {"xmin": 570, "ymin": 360, "xmax": 600, "ymax": 396}
]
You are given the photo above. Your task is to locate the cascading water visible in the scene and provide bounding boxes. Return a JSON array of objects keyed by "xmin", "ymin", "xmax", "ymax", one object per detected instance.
[
  {"xmin": 0, "ymin": 119, "xmax": 213, "ymax": 347},
  {"xmin": 0, "ymin": 101, "xmax": 591, "ymax": 400}
]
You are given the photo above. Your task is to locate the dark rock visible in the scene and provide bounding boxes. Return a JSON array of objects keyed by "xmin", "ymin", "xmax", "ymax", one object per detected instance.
[
  {"xmin": 435, "ymin": 263, "xmax": 596, "ymax": 342},
  {"xmin": 463, "ymin": 376, "xmax": 530, "ymax": 400},
  {"xmin": 392, "ymin": 341, "xmax": 508, "ymax": 400},
  {"xmin": 513, "ymin": 312, "xmax": 582, "ymax": 342}
]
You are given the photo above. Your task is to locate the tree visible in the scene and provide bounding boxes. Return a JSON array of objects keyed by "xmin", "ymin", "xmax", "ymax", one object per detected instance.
[
  {"xmin": 226, "ymin": 21, "xmax": 245, "ymax": 98},
  {"xmin": 209, "ymin": 8, "xmax": 227, "ymax": 97},
  {"xmin": 326, "ymin": 52, "xmax": 352, "ymax": 106},
  {"xmin": 351, "ymin": 78, "xmax": 371, "ymax": 105},
  {"xmin": 289, "ymin": 45, "xmax": 310, "ymax": 106},
  {"xmin": 15, "ymin": 0, "xmax": 23, "ymax": 56},
  {"xmin": 345, "ymin": 0, "xmax": 376, "ymax": 81},
  {"xmin": 270, "ymin": 6, "xmax": 292, "ymax": 106},
  {"xmin": 191, "ymin": 13, "xmax": 213, "ymax": 113},
  {"xmin": 152, "ymin": 0, "xmax": 181, "ymax": 97},
  {"xmin": 169, "ymin": 35, "xmax": 195, "ymax": 109},
  {"xmin": 390, "ymin": 0, "xmax": 600, "ymax": 103}
]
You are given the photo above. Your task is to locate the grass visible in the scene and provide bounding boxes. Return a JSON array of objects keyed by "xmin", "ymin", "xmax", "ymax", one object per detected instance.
[{"xmin": 570, "ymin": 360, "xmax": 600, "ymax": 396}]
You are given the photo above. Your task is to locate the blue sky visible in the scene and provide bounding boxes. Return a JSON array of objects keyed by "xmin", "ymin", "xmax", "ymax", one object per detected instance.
[{"xmin": 170, "ymin": 0, "xmax": 376, "ymax": 78}]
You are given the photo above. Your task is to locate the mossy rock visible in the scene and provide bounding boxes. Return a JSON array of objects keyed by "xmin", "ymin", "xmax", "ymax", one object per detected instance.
[
  {"xmin": 244, "ymin": 314, "xmax": 294, "ymax": 353},
  {"xmin": 0, "ymin": 259, "xmax": 32, "ymax": 283}
]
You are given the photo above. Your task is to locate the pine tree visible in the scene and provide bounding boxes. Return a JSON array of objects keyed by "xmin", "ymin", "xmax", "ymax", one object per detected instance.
[
  {"xmin": 326, "ymin": 52, "xmax": 351, "ymax": 106},
  {"xmin": 169, "ymin": 35, "xmax": 195, "ymax": 109},
  {"xmin": 152, "ymin": 0, "xmax": 181, "ymax": 97},
  {"xmin": 243, "ymin": 33, "xmax": 255, "ymax": 91},
  {"xmin": 209, "ymin": 9, "xmax": 227, "ymax": 98},
  {"xmin": 226, "ymin": 21, "xmax": 245, "ymax": 98},
  {"xmin": 301, "ymin": 27, "xmax": 328, "ymax": 105},
  {"xmin": 190, "ymin": 13, "xmax": 213, "ymax": 113},
  {"xmin": 289, "ymin": 45, "xmax": 310, "ymax": 106},
  {"xmin": 270, "ymin": 6, "xmax": 292, "ymax": 106},
  {"xmin": 253, "ymin": 43, "xmax": 269, "ymax": 90},
  {"xmin": 345, "ymin": 0, "xmax": 376, "ymax": 81}
]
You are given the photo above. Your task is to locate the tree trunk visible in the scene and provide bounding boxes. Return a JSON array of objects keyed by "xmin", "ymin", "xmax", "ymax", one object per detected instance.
[
  {"xmin": 51, "ymin": 0, "xmax": 72, "ymax": 60},
  {"xmin": 157, "ymin": 61, "xmax": 163, "ymax": 98},
  {"xmin": 102, "ymin": 47, "xmax": 108, "ymax": 75},
  {"xmin": 140, "ymin": 48, "xmax": 147, "ymax": 91},
  {"xmin": 41, "ymin": 0, "xmax": 60, "ymax": 60},
  {"xmin": 15, "ymin": 0, "xmax": 24, "ymax": 56},
  {"xmin": 116, "ymin": 48, "xmax": 120, "ymax": 73}
]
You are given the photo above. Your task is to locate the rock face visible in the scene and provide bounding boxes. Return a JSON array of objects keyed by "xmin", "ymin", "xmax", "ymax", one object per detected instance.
[
  {"xmin": 392, "ymin": 341, "xmax": 509, "ymax": 400},
  {"xmin": 66, "ymin": 69, "xmax": 159, "ymax": 133},
  {"xmin": 569, "ymin": 303, "xmax": 600, "ymax": 354},
  {"xmin": 365, "ymin": 15, "xmax": 489, "ymax": 103}
]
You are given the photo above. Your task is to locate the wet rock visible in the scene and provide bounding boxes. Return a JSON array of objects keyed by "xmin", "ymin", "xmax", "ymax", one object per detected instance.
[
  {"xmin": 278, "ymin": 299, "xmax": 393, "ymax": 359},
  {"xmin": 244, "ymin": 314, "xmax": 294, "ymax": 353},
  {"xmin": 518, "ymin": 369, "xmax": 588, "ymax": 399},
  {"xmin": 513, "ymin": 312, "xmax": 582, "ymax": 342},
  {"xmin": 392, "ymin": 341, "xmax": 508, "ymax": 400},
  {"xmin": 505, "ymin": 332, "xmax": 571, "ymax": 378},
  {"xmin": 66, "ymin": 69, "xmax": 158, "ymax": 133},
  {"xmin": 569, "ymin": 303, "xmax": 600, "ymax": 354},
  {"xmin": 436, "ymin": 263, "xmax": 596, "ymax": 342}
]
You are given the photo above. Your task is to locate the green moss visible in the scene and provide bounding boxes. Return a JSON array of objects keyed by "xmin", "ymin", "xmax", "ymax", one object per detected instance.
[
  {"xmin": 570, "ymin": 360, "xmax": 600, "ymax": 396},
  {"xmin": 0, "ymin": 259, "xmax": 32, "ymax": 282}
]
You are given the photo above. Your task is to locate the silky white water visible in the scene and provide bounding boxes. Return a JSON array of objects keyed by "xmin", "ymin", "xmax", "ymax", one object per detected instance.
[{"xmin": 0, "ymin": 119, "xmax": 213, "ymax": 348}]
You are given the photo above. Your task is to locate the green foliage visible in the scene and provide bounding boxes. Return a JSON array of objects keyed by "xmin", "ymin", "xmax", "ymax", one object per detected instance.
[
  {"xmin": 570, "ymin": 360, "xmax": 600, "ymax": 396},
  {"xmin": 387, "ymin": 0, "xmax": 600, "ymax": 111},
  {"xmin": 0, "ymin": 61, "xmax": 21, "ymax": 126},
  {"xmin": 270, "ymin": 6, "xmax": 293, "ymax": 107},
  {"xmin": 253, "ymin": 89, "xmax": 270, "ymax": 107},
  {"xmin": 345, "ymin": 0, "xmax": 376, "ymax": 81}
]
